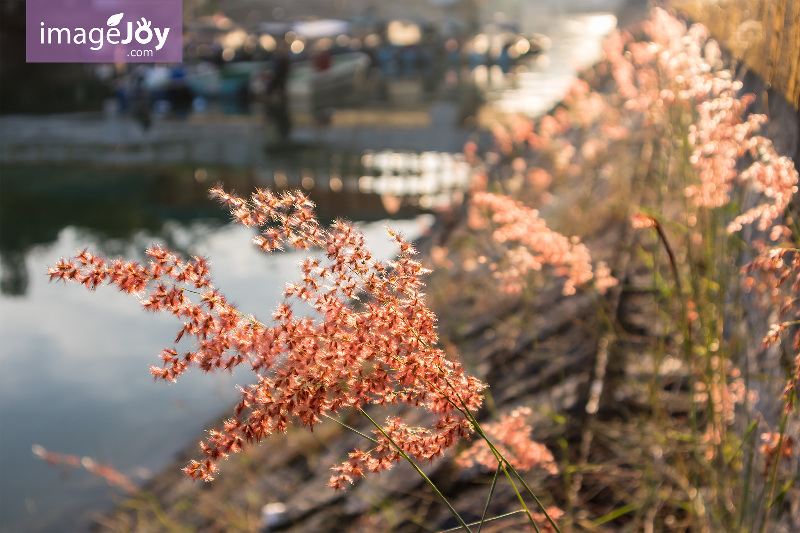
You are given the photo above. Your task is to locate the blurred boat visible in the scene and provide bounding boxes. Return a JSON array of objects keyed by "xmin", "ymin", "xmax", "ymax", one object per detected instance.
[
  {"xmin": 186, "ymin": 61, "xmax": 269, "ymax": 98},
  {"xmin": 250, "ymin": 52, "xmax": 371, "ymax": 112}
]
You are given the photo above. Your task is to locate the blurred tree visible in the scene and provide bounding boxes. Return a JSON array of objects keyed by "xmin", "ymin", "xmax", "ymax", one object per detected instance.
[{"xmin": 0, "ymin": 0, "xmax": 111, "ymax": 114}]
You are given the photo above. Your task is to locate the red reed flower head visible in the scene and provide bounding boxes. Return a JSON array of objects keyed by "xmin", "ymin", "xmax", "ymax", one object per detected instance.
[
  {"xmin": 760, "ymin": 432, "xmax": 794, "ymax": 474},
  {"xmin": 456, "ymin": 406, "xmax": 558, "ymax": 475},
  {"xmin": 470, "ymin": 192, "xmax": 613, "ymax": 295},
  {"xmin": 49, "ymin": 187, "xmax": 486, "ymax": 484},
  {"xmin": 31, "ymin": 445, "xmax": 137, "ymax": 493},
  {"xmin": 630, "ymin": 213, "xmax": 657, "ymax": 229}
]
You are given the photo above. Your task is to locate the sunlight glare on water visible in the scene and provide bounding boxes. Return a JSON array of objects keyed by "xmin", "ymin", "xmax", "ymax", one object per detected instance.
[{"xmin": 493, "ymin": 13, "xmax": 618, "ymax": 117}]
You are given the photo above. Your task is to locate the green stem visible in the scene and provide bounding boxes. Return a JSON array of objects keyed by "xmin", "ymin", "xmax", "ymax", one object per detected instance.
[
  {"xmin": 759, "ymin": 410, "xmax": 790, "ymax": 533},
  {"xmin": 460, "ymin": 407, "xmax": 561, "ymax": 533},
  {"xmin": 322, "ymin": 413, "xmax": 380, "ymax": 445},
  {"xmin": 477, "ymin": 466, "xmax": 502, "ymax": 533},
  {"xmin": 437, "ymin": 510, "xmax": 528, "ymax": 533},
  {"xmin": 358, "ymin": 408, "xmax": 472, "ymax": 533}
]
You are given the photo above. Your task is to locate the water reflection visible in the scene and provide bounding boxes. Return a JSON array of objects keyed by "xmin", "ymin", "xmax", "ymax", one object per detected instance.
[
  {"xmin": 0, "ymin": 164, "xmax": 229, "ymax": 297},
  {"xmin": 0, "ymin": 215, "xmax": 434, "ymax": 533},
  {"xmin": 0, "ymin": 155, "xmax": 446, "ymax": 532},
  {"xmin": 488, "ymin": 12, "xmax": 619, "ymax": 116},
  {"xmin": 359, "ymin": 149, "xmax": 471, "ymax": 210},
  {"xmin": 1, "ymin": 148, "xmax": 470, "ymax": 297},
  {"xmin": 0, "ymin": 149, "xmax": 467, "ymax": 530},
  {"xmin": 1, "ymin": 252, "xmax": 27, "ymax": 296}
]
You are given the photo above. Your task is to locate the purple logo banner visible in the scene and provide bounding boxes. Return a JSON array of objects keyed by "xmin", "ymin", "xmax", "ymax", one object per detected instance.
[{"xmin": 27, "ymin": 0, "xmax": 182, "ymax": 63}]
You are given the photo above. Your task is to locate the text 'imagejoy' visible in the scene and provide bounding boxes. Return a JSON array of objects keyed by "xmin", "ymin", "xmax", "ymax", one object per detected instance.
[{"xmin": 26, "ymin": 0, "xmax": 181, "ymax": 63}]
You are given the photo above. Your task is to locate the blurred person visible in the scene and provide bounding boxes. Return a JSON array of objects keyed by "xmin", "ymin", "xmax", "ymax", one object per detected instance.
[
  {"xmin": 497, "ymin": 42, "xmax": 513, "ymax": 75},
  {"xmin": 443, "ymin": 38, "xmax": 463, "ymax": 94},
  {"xmin": 311, "ymin": 38, "xmax": 333, "ymax": 72},
  {"xmin": 400, "ymin": 45, "xmax": 419, "ymax": 78},
  {"xmin": 445, "ymin": 38, "xmax": 462, "ymax": 72},
  {"xmin": 162, "ymin": 66, "xmax": 193, "ymax": 119},
  {"xmin": 264, "ymin": 41, "xmax": 291, "ymax": 140},
  {"xmin": 128, "ymin": 65, "xmax": 151, "ymax": 131},
  {"xmin": 375, "ymin": 39, "xmax": 397, "ymax": 101},
  {"xmin": 266, "ymin": 41, "xmax": 290, "ymax": 100},
  {"xmin": 467, "ymin": 38, "xmax": 486, "ymax": 72},
  {"xmin": 310, "ymin": 39, "xmax": 334, "ymax": 125},
  {"xmin": 420, "ymin": 35, "xmax": 440, "ymax": 99},
  {"xmin": 377, "ymin": 40, "xmax": 398, "ymax": 78}
]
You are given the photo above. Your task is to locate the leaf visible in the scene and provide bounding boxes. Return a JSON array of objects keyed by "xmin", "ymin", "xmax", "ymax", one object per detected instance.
[{"xmin": 107, "ymin": 13, "xmax": 123, "ymax": 27}]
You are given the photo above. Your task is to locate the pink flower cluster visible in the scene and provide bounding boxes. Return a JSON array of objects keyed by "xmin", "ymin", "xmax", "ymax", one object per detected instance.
[
  {"xmin": 456, "ymin": 407, "xmax": 557, "ymax": 475},
  {"xmin": 49, "ymin": 188, "xmax": 485, "ymax": 485},
  {"xmin": 693, "ymin": 356, "xmax": 759, "ymax": 460},
  {"xmin": 760, "ymin": 431, "xmax": 794, "ymax": 474},
  {"xmin": 31, "ymin": 445, "xmax": 136, "ymax": 493},
  {"xmin": 728, "ymin": 145, "xmax": 799, "ymax": 232},
  {"xmin": 562, "ymin": 79, "xmax": 609, "ymax": 128},
  {"xmin": 744, "ymin": 248, "xmax": 800, "ymax": 412},
  {"xmin": 469, "ymin": 192, "xmax": 613, "ymax": 296},
  {"xmin": 331, "ymin": 414, "xmax": 473, "ymax": 489},
  {"xmin": 605, "ymin": 9, "xmax": 724, "ymax": 121},
  {"xmin": 686, "ymin": 91, "xmax": 764, "ymax": 209},
  {"xmin": 604, "ymin": 8, "xmax": 798, "ymax": 233},
  {"xmin": 687, "ymin": 83, "xmax": 798, "ymax": 233}
]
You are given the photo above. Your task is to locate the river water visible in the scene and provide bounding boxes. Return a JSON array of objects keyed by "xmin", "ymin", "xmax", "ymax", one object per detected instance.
[
  {"xmin": 0, "ymin": 162, "xmax": 445, "ymax": 533},
  {"xmin": 0, "ymin": 3, "xmax": 628, "ymax": 531}
]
